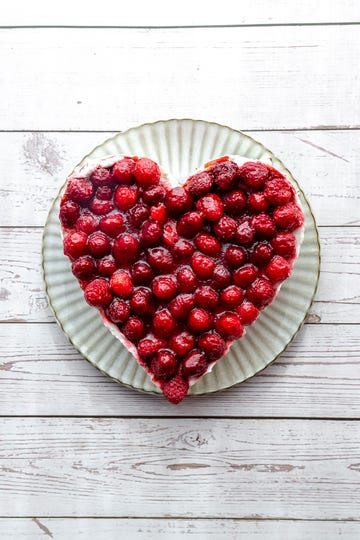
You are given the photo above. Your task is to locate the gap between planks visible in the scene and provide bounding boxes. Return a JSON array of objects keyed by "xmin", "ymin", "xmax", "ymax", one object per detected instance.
[{"xmin": 1, "ymin": 22, "xmax": 360, "ymax": 29}]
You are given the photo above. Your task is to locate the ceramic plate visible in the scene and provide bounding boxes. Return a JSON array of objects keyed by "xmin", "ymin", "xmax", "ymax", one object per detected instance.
[{"xmin": 42, "ymin": 119, "xmax": 320, "ymax": 397}]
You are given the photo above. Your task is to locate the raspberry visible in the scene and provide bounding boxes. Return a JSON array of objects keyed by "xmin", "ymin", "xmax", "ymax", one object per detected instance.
[
  {"xmin": 247, "ymin": 278, "xmax": 276, "ymax": 307},
  {"xmin": 147, "ymin": 247, "xmax": 174, "ymax": 272},
  {"xmin": 235, "ymin": 221, "xmax": 255, "ymax": 244},
  {"xmin": 128, "ymin": 204, "xmax": 150, "ymax": 227},
  {"xmin": 213, "ymin": 216, "xmax": 237, "ymax": 241},
  {"xmin": 238, "ymin": 161, "xmax": 269, "ymax": 189},
  {"xmin": 153, "ymin": 309, "xmax": 177, "ymax": 338},
  {"xmin": 264, "ymin": 177, "xmax": 293, "ymax": 206},
  {"xmin": 233, "ymin": 264, "xmax": 258, "ymax": 288},
  {"xmin": 176, "ymin": 212, "xmax": 203, "ymax": 238},
  {"xmin": 140, "ymin": 220, "xmax": 163, "ymax": 246},
  {"xmin": 212, "ymin": 264, "xmax": 231, "ymax": 290},
  {"xmin": 237, "ymin": 302, "xmax": 260, "ymax": 325},
  {"xmin": 89, "ymin": 198, "xmax": 114, "ymax": 216},
  {"xmin": 252, "ymin": 214, "xmax": 276, "ymax": 238},
  {"xmin": 112, "ymin": 158, "xmax": 135, "ymax": 184},
  {"xmin": 172, "ymin": 239, "xmax": 195, "ymax": 260},
  {"xmin": 248, "ymin": 192, "xmax": 269, "ymax": 214},
  {"xmin": 265, "ymin": 255, "xmax": 291, "ymax": 284},
  {"xmin": 134, "ymin": 157, "xmax": 161, "ymax": 187},
  {"xmin": 130, "ymin": 287, "xmax": 153, "ymax": 317},
  {"xmin": 110, "ymin": 270, "xmax": 133, "ymax": 298},
  {"xmin": 273, "ymin": 203, "xmax": 304, "ymax": 231},
  {"xmin": 67, "ymin": 177, "xmax": 95, "ymax": 203},
  {"xmin": 223, "ymin": 190, "xmax": 246, "ymax": 215},
  {"xmin": 185, "ymin": 171, "xmax": 213, "ymax": 198},
  {"xmin": 165, "ymin": 186, "xmax": 192, "ymax": 214},
  {"xmin": 169, "ymin": 331, "xmax": 196, "ymax": 357},
  {"xmin": 211, "ymin": 160, "xmax": 239, "ymax": 191},
  {"xmin": 60, "ymin": 201, "xmax": 80, "ymax": 227},
  {"xmin": 152, "ymin": 275, "xmax": 178, "ymax": 300},
  {"xmin": 84, "ymin": 278, "xmax": 113, "ymax": 308},
  {"xmin": 220, "ymin": 285, "xmax": 244, "ymax": 307},
  {"xmin": 194, "ymin": 286, "xmax": 219, "ymax": 310},
  {"xmin": 113, "ymin": 234, "xmax": 139, "ymax": 265},
  {"xmin": 142, "ymin": 185, "xmax": 166, "ymax": 205},
  {"xmin": 114, "ymin": 185, "xmax": 138, "ymax": 211},
  {"xmin": 63, "ymin": 231, "xmax": 88, "ymax": 259},
  {"xmin": 177, "ymin": 266, "xmax": 198, "ymax": 293},
  {"xmin": 131, "ymin": 262, "xmax": 154, "ymax": 285},
  {"xmin": 96, "ymin": 186, "xmax": 113, "ymax": 200},
  {"xmin": 198, "ymin": 332, "xmax": 226, "ymax": 362},
  {"xmin": 71, "ymin": 256, "xmax": 96, "ymax": 279},
  {"xmin": 224, "ymin": 246, "xmax": 247, "ymax": 268},
  {"xmin": 150, "ymin": 204, "xmax": 167, "ymax": 224},
  {"xmin": 194, "ymin": 233, "xmax": 221, "ymax": 256},
  {"xmin": 96, "ymin": 256, "xmax": 117, "ymax": 277},
  {"xmin": 182, "ymin": 350, "xmax": 207, "ymax": 377},
  {"xmin": 106, "ymin": 298, "xmax": 130, "ymax": 323},
  {"xmin": 75, "ymin": 212, "xmax": 98, "ymax": 234},
  {"xmin": 191, "ymin": 252, "xmax": 215, "ymax": 279},
  {"xmin": 196, "ymin": 194, "xmax": 224, "ymax": 221},
  {"xmin": 137, "ymin": 337, "xmax": 166, "ymax": 360},
  {"xmin": 123, "ymin": 316, "xmax": 145, "ymax": 342},
  {"xmin": 87, "ymin": 232, "xmax": 111, "ymax": 258},
  {"xmin": 90, "ymin": 166, "xmax": 112, "ymax": 186},
  {"xmin": 215, "ymin": 312, "xmax": 244, "ymax": 339},
  {"xmin": 271, "ymin": 232, "xmax": 296, "ymax": 259},
  {"xmin": 151, "ymin": 350, "xmax": 178, "ymax": 380},
  {"xmin": 162, "ymin": 222, "xmax": 179, "ymax": 247},
  {"xmin": 187, "ymin": 308, "xmax": 213, "ymax": 334},
  {"xmin": 161, "ymin": 374, "xmax": 189, "ymax": 404},
  {"xmin": 250, "ymin": 242, "xmax": 273, "ymax": 266},
  {"xmin": 99, "ymin": 214, "xmax": 125, "ymax": 237},
  {"xmin": 169, "ymin": 294, "xmax": 195, "ymax": 320}
]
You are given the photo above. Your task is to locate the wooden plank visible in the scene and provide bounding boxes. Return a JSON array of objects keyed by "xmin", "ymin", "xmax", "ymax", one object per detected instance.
[
  {"xmin": 0, "ymin": 227, "xmax": 358, "ymax": 325},
  {"xmin": 1, "ymin": 130, "xmax": 359, "ymax": 227},
  {"xmin": 0, "ymin": 26, "xmax": 359, "ymax": 130},
  {"xmin": 0, "ymin": 518, "xmax": 359, "ymax": 539},
  {"xmin": 0, "ymin": 323, "xmax": 359, "ymax": 418},
  {"xmin": 2, "ymin": 0, "xmax": 359, "ymax": 26},
  {"xmin": 0, "ymin": 418, "xmax": 359, "ymax": 518}
]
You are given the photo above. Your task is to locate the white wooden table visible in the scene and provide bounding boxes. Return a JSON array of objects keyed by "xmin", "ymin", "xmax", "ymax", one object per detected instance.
[{"xmin": 1, "ymin": 3, "xmax": 359, "ymax": 538}]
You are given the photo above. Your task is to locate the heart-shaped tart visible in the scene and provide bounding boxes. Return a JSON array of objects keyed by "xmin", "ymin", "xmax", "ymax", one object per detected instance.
[{"xmin": 60, "ymin": 154, "xmax": 304, "ymax": 403}]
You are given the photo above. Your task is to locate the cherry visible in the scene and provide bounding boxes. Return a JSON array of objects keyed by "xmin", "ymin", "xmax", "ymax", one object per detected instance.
[
  {"xmin": 151, "ymin": 350, "xmax": 178, "ymax": 380},
  {"xmin": 233, "ymin": 264, "xmax": 258, "ymax": 288},
  {"xmin": 96, "ymin": 186, "xmax": 113, "ymax": 200},
  {"xmin": 220, "ymin": 285, "xmax": 244, "ymax": 307},
  {"xmin": 165, "ymin": 187, "xmax": 192, "ymax": 213},
  {"xmin": 169, "ymin": 331, "xmax": 196, "ymax": 357},
  {"xmin": 213, "ymin": 216, "xmax": 237, "ymax": 241},
  {"xmin": 223, "ymin": 190, "xmax": 246, "ymax": 215},
  {"xmin": 87, "ymin": 232, "xmax": 111, "ymax": 258},
  {"xmin": 271, "ymin": 232, "xmax": 296, "ymax": 259},
  {"xmin": 168, "ymin": 294, "xmax": 195, "ymax": 320},
  {"xmin": 97, "ymin": 256, "xmax": 117, "ymax": 277},
  {"xmin": 252, "ymin": 214, "xmax": 276, "ymax": 238},
  {"xmin": 264, "ymin": 177, "xmax": 293, "ymax": 206},
  {"xmin": 128, "ymin": 204, "xmax": 150, "ymax": 227},
  {"xmin": 113, "ymin": 234, "xmax": 139, "ymax": 265},
  {"xmin": 273, "ymin": 203, "xmax": 304, "ymax": 232},
  {"xmin": 172, "ymin": 239, "xmax": 195, "ymax": 260},
  {"xmin": 153, "ymin": 309, "xmax": 177, "ymax": 338},
  {"xmin": 91, "ymin": 166, "xmax": 112, "ymax": 186},
  {"xmin": 182, "ymin": 350, "xmax": 207, "ymax": 377},
  {"xmin": 71, "ymin": 256, "xmax": 96, "ymax": 279},
  {"xmin": 194, "ymin": 286, "xmax": 219, "ymax": 310},
  {"xmin": 112, "ymin": 157, "xmax": 135, "ymax": 184},
  {"xmin": 198, "ymin": 332, "xmax": 226, "ymax": 362},
  {"xmin": 265, "ymin": 255, "xmax": 291, "ymax": 284},
  {"xmin": 177, "ymin": 266, "xmax": 198, "ymax": 293},
  {"xmin": 191, "ymin": 252, "xmax": 215, "ymax": 279},
  {"xmin": 147, "ymin": 247, "xmax": 174, "ymax": 272},
  {"xmin": 110, "ymin": 270, "xmax": 133, "ymax": 298},
  {"xmin": 89, "ymin": 198, "xmax": 114, "ymax": 215},
  {"xmin": 106, "ymin": 298, "xmax": 130, "ymax": 324},
  {"xmin": 67, "ymin": 177, "xmax": 94, "ymax": 203},
  {"xmin": 84, "ymin": 278, "xmax": 113, "ymax": 308},
  {"xmin": 248, "ymin": 191, "xmax": 269, "ymax": 214},
  {"xmin": 130, "ymin": 287, "xmax": 153, "ymax": 317},
  {"xmin": 114, "ymin": 185, "xmax": 138, "ymax": 211},
  {"xmin": 123, "ymin": 316, "xmax": 145, "ymax": 342},
  {"xmin": 176, "ymin": 211, "xmax": 203, "ymax": 237},
  {"xmin": 237, "ymin": 302, "xmax": 259, "ymax": 325},
  {"xmin": 60, "ymin": 201, "xmax": 80, "ymax": 227},
  {"xmin": 215, "ymin": 312, "xmax": 244, "ymax": 339},
  {"xmin": 212, "ymin": 160, "xmax": 239, "ymax": 191},
  {"xmin": 142, "ymin": 185, "xmax": 166, "ymax": 205},
  {"xmin": 185, "ymin": 171, "xmax": 213, "ymax": 198},
  {"xmin": 99, "ymin": 214, "xmax": 125, "ymax": 237},
  {"xmin": 238, "ymin": 161, "xmax": 269, "ymax": 189},
  {"xmin": 134, "ymin": 157, "xmax": 161, "ymax": 187},
  {"xmin": 137, "ymin": 337, "xmax": 166, "ymax": 360},
  {"xmin": 152, "ymin": 275, "xmax": 178, "ymax": 300},
  {"xmin": 196, "ymin": 193, "xmax": 224, "ymax": 221},
  {"xmin": 194, "ymin": 233, "xmax": 221, "ymax": 256},
  {"xmin": 63, "ymin": 231, "xmax": 88, "ymax": 259},
  {"xmin": 75, "ymin": 212, "xmax": 98, "ymax": 234},
  {"xmin": 224, "ymin": 246, "xmax": 247, "ymax": 268},
  {"xmin": 246, "ymin": 278, "xmax": 276, "ymax": 307},
  {"xmin": 250, "ymin": 242, "xmax": 273, "ymax": 266},
  {"xmin": 212, "ymin": 264, "xmax": 231, "ymax": 290},
  {"xmin": 131, "ymin": 262, "xmax": 154, "ymax": 285},
  {"xmin": 235, "ymin": 220, "xmax": 255, "ymax": 244},
  {"xmin": 187, "ymin": 308, "xmax": 213, "ymax": 334},
  {"xmin": 140, "ymin": 220, "xmax": 163, "ymax": 246}
]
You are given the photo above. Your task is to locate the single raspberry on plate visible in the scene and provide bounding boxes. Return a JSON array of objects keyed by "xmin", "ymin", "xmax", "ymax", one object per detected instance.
[
  {"xmin": 161, "ymin": 374, "xmax": 189, "ymax": 404},
  {"xmin": 196, "ymin": 193, "xmax": 224, "ymax": 221},
  {"xmin": 265, "ymin": 255, "xmax": 291, "ymax": 284},
  {"xmin": 112, "ymin": 158, "xmax": 135, "ymax": 184},
  {"xmin": 134, "ymin": 157, "xmax": 161, "ymax": 187},
  {"xmin": 151, "ymin": 350, "xmax": 178, "ymax": 380},
  {"xmin": 198, "ymin": 332, "xmax": 226, "ymax": 362},
  {"xmin": 60, "ymin": 201, "xmax": 80, "ymax": 227},
  {"xmin": 106, "ymin": 298, "xmax": 130, "ymax": 324},
  {"xmin": 67, "ymin": 177, "xmax": 95, "ymax": 203},
  {"xmin": 238, "ymin": 161, "xmax": 269, "ymax": 189},
  {"xmin": 63, "ymin": 231, "xmax": 88, "ymax": 259},
  {"xmin": 237, "ymin": 302, "xmax": 260, "ymax": 325},
  {"xmin": 110, "ymin": 270, "xmax": 134, "ymax": 298},
  {"xmin": 90, "ymin": 166, "xmax": 112, "ymax": 186},
  {"xmin": 185, "ymin": 171, "xmax": 213, "ymax": 198},
  {"xmin": 246, "ymin": 278, "xmax": 276, "ymax": 307},
  {"xmin": 84, "ymin": 278, "xmax": 113, "ymax": 307},
  {"xmin": 182, "ymin": 350, "xmax": 207, "ymax": 377}
]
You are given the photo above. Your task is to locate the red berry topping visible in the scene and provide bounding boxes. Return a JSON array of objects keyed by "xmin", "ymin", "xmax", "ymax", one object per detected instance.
[
  {"xmin": 142, "ymin": 185, "xmax": 166, "ymax": 205},
  {"xmin": 87, "ymin": 232, "xmax": 111, "ymax": 258},
  {"xmin": 150, "ymin": 203, "xmax": 167, "ymax": 224},
  {"xmin": 211, "ymin": 160, "xmax": 239, "ymax": 191},
  {"xmin": 63, "ymin": 231, "xmax": 88, "ymax": 259},
  {"xmin": 273, "ymin": 203, "xmax": 304, "ymax": 231},
  {"xmin": 198, "ymin": 332, "xmax": 226, "ymax": 362},
  {"xmin": 161, "ymin": 374, "xmax": 189, "ymax": 404},
  {"xmin": 130, "ymin": 287, "xmax": 153, "ymax": 317},
  {"xmin": 112, "ymin": 158, "xmax": 135, "ymax": 184},
  {"xmin": 151, "ymin": 350, "xmax": 178, "ymax": 380},
  {"xmin": 271, "ymin": 232, "xmax": 296, "ymax": 259},
  {"xmin": 153, "ymin": 309, "xmax": 177, "ymax": 338},
  {"xmin": 223, "ymin": 190, "xmax": 246, "ymax": 215},
  {"xmin": 169, "ymin": 331, "xmax": 196, "ymax": 357},
  {"xmin": 220, "ymin": 285, "xmax": 244, "ymax": 307},
  {"xmin": 99, "ymin": 214, "xmax": 125, "ymax": 237},
  {"xmin": 71, "ymin": 256, "xmax": 96, "ymax": 279},
  {"xmin": 215, "ymin": 312, "xmax": 244, "ymax": 339},
  {"xmin": 165, "ymin": 187, "xmax": 192, "ymax": 214},
  {"xmin": 152, "ymin": 275, "xmax": 178, "ymax": 301},
  {"xmin": 89, "ymin": 198, "xmax": 114, "ymax": 216},
  {"xmin": 248, "ymin": 192, "xmax": 269, "ymax": 214},
  {"xmin": 96, "ymin": 186, "xmax": 113, "ymax": 200},
  {"xmin": 182, "ymin": 350, "xmax": 208, "ymax": 377},
  {"xmin": 177, "ymin": 212, "xmax": 203, "ymax": 237},
  {"xmin": 106, "ymin": 298, "xmax": 130, "ymax": 324},
  {"xmin": 250, "ymin": 242, "xmax": 273, "ymax": 266},
  {"xmin": 191, "ymin": 252, "xmax": 215, "ymax": 279},
  {"xmin": 97, "ymin": 256, "xmax": 117, "ymax": 277},
  {"xmin": 195, "ymin": 233, "xmax": 221, "ymax": 256},
  {"xmin": 147, "ymin": 247, "xmax": 174, "ymax": 272},
  {"xmin": 60, "ymin": 201, "xmax": 80, "ymax": 227},
  {"xmin": 172, "ymin": 239, "xmax": 195, "ymax": 260},
  {"xmin": 224, "ymin": 246, "xmax": 247, "ymax": 268},
  {"xmin": 177, "ymin": 266, "xmax": 198, "ymax": 293},
  {"xmin": 237, "ymin": 302, "xmax": 259, "ymax": 325},
  {"xmin": 123, "ymin": 316, "xmax": 145, "ymax": 342},
  {"xmin": 233, "ymin": 264, "xmax": 258, "ymax": 288},
  {"xmin": 265, "ymin": 255, "xmax": 291, "ymax": 284},
  {"xmin": 67, "ymin": 177, "xmax": 95, "ymax": 203},
  {"xmin": 84, "ymin": 278, "xmax": 113, "ymax": 308},
  {"xmin": 235, "ymin": 220, "xmax": 255, "ymax": 244},
  {"xmin": 137, "ymin": 337, "xmax": 166, "ymax": 360},
  {"xmin": 113, "ymin": 234, "xmax": 139, "ymax": 265},
  {"xmin": 187, "ymin": 308, "xmax": 213, "ymax": 334},
  {"xmin": 194, "ymin": 286, "xmax": 219, "ymax": 310},
  {"xmin": 264, "ymin": 177, "xmax": 293, "ymax": 206},
  {"xmin": 168, "ymin": 294, "xmax": 195, "ymax": 320},
  {"xmin": 213, "ymin": 216, "xmax": 237, "ymax": 241},
  {"xmin": 185, "ymin": 171, "xmax": 213, "ymax": 198},
  {"xmin": 134, "ymin": 157, "xmax": 161, "ymax": 187},
  {"xmin": 110, "ymin": 270, "xmax": 133, "ymax": 298},
  {"xmin": 75, "ymin": 212, "xmax": 98, "ymax": 234},
  {"xmin": 247, "ymin": 278, "xmax": 276, "ymax": 307},
  {"xmin": 162, "ymin": 222, "xmax": 179, "ymax": 247},
  {"xmin": 212, "ymin": 264, "xmax": 231, "ymax": 290},
  {"xmin": 196, "ymin": 193, "xmax": 224, "ymax": 221},
  {"xmin": 140, "ymin": 220, "xmax": 163, "ymax": 246},
  {"xmin": 114, "ymin": 185, "xmax": 138, "ymax": 211},
  {"xmin": 131, "ymin": 262, "xmax": 154, "ymax": 285},
  {"xmin": 238, "ymin": 161, "xmax": 269, "ymax": 189},
  {"xmin": 90, "ymin": 166, "xmax": 112, "ymax": 186},
  {"xmin": 252, "ymin": 213, "xmax": 276, "ymax": 238},
  {"xmin": 128, "ymin": 204, "xmax": 150, "ymax": 227}
]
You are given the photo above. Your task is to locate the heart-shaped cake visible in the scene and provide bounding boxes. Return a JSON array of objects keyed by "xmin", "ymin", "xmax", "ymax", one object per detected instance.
[{"xmin": 59, "ymin": 154, "xmax": 304, "ymax": 403}]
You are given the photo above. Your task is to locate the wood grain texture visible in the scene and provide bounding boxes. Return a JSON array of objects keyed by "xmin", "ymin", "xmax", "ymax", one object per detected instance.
[
  {"xmin": 0, "ymin": 418, "xmax": 359, "ymax": 519},
  {"xmin": 2, "ymin": 130, "xmax": 359, "ymax": 227},
  {"xmin": 1, "ymin": 26, "xmax": 359, "ymax": 130},
  {"xmin": 1, "ymin": 227, "xmax": 358, "ymax": 325},
  {"xmin": 0, "ymin": 323, "xmax": 359, "ymax": 418},
  {"xmin": 0, "ymin": 518, "xmax": 359, "ymax": 539}
]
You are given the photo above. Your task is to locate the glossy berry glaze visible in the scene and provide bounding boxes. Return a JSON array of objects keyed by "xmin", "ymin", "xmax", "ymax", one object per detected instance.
[{"xmin": 60, "ymin": 154, "xmax": 304, "ymax": 403}]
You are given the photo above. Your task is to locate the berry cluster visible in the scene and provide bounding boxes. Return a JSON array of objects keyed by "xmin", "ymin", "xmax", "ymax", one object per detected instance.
[{"xmin": 60, "ymin": 155, "xmax": 304, "ymax": 403}]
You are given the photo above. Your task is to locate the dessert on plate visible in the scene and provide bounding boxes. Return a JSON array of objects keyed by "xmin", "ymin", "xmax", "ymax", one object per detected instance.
[{"xmin": 59, "ymin": 154, "xmax": 304, "ymax": 403}]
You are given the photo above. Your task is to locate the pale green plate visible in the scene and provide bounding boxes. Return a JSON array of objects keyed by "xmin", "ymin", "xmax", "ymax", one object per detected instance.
[{"xmin": 42, "ymin": 119, "xmax": 320, "ymax": 397}]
